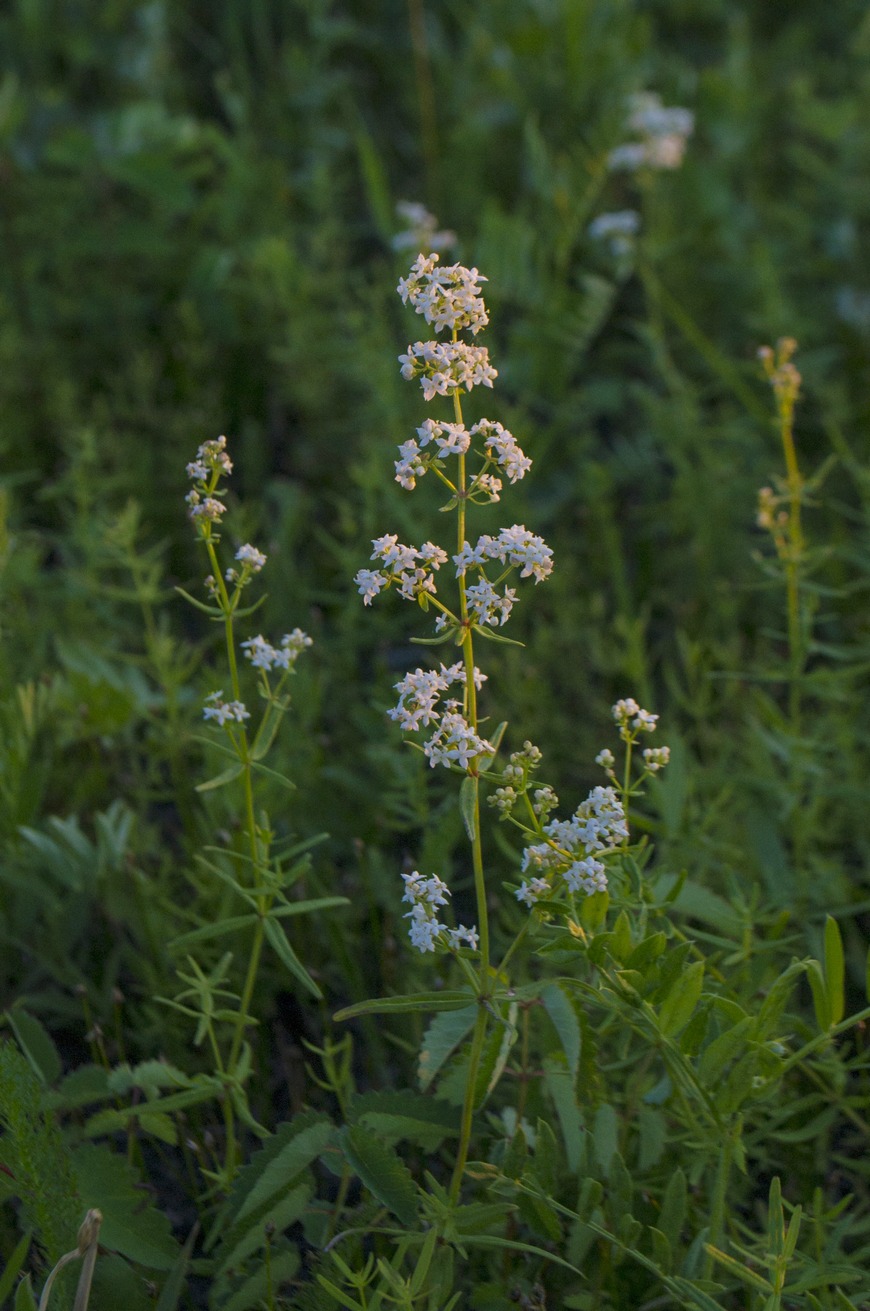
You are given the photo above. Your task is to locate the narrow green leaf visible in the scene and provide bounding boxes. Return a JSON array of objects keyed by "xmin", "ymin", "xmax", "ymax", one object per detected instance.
[
  {"xmin": 339, "ymin": 1125, "xmax": 418, "ymax": 1225},
  {"xmin": 705, "ymin": 1244, "xmax": 773, "ymax": 1292},
  {"xmin": 6, "ymin": 1008, "xmax": 62, "ymax": 1086},
  {"xmin": 262, "ymin": 918, "xmax": 322, "ymax": 999},
  {"xmin": 250, "ymin": 759, "xmax": 297, "ymax": 790},
  {"xmin": 0, "ymin": 1232, "xmax": 31, "ymax": 1303},
  {"xmin": 783, "ymin": 1205, "xmax": 803, "ymax": 1261},
  {"xmin": 807, "ymin": 960, "xmax": 832, "ymax": 1031},
  {"xmin": 336, "ymin": 991, "xmax": 473, "ymax": 1024},
  {"xmin": 659, "ymin": 1169, "xmax": 687, "ymax": 1251},
  {"xmin": 155, "ymin": 1223, "xmax": 198, "ymax": 1311},
  {"xmin": 542, "ymin": 1054, "xmax": 583, "ymax": 1173},
  {"xmin": 460, "ymin": 776, "xmax": 477, "ymax": 843},
  {"xmin": 14, "ymin": 1275, "xmax": 37, "ymax": 1311},
  {"xmin": 768, "ymin": 1176, "xmax": 785, "ymax": 1258},
  {"xmin": 698, "ymin": 1017, "xmax": 753, "ymax": 1086},
  {"xmin": 658, "ymin": 961, "xmax": 704, "ymax": 1037},
  {"xmin": 541, "ymin": 984, "xmax": 581, "ymax": 1078},
  {"xmin": 195, "ymin": 762, "xmax": 245, "ymax": 793},
  {"xmin": 249, "ymin": 697, "xmax": 287, "ymax": 762},
  {"xmin": 270, "ymin": 896, "xmax": 349, "ymax": 920},
  {"xmin": 171, "ymin": 914, "xmax": 259, "ymax": 948},
  {"xmin": 173, "ymin": 585, "xmax": 223, "ymax": 615},
  {"xmin": 592, "ymin": 1104, "xmax": 619, "ymax": 1172},
  {"xmin": 824, "ymin": 916, "xmax": 845, "ymax": 1026}
]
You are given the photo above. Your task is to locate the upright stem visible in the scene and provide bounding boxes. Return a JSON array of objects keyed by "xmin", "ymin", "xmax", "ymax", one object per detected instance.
[
  {"xmin": 703, "ymin": 1120, "xmax": 736, "ymax": 1278},
  {"xmin": 448, "ymin": 385, "xmax": 491, "ymax": 1204},
  {"xmin": 204, "ymin": 535, "xmax": 269, "ymax": 1176}
]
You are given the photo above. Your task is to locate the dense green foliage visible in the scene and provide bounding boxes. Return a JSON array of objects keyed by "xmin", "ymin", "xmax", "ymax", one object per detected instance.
[{"xmin": 3, "ymin": 2, "xmax": 870, "ymax": 1308}]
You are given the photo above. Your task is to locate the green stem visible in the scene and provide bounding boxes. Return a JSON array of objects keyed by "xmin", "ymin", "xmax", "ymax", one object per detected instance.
[
  {"xmin": 448, "ymin": 1005, "xmax": 488, "ymax": 1204},
  {"xmin": 447, "ymin": 383, "xmax": 493, "ymax": 1205},
  {"xmin": 203, "ymin": 536, "xmax": 270, "ymax": 1178},
  {"xmin": 703, "ymin": 1120, "xmax": 736, "ymax": 1277}
]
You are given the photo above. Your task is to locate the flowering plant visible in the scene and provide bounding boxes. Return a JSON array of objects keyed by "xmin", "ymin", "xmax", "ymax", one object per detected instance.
[{"xmin": 343, "ymin": 252, "xmax": 670, "ymax": 1214}]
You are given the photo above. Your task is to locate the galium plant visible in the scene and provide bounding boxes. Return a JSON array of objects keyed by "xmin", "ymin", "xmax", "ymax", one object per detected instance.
[
  {"xmin": 171, "ymin": 436, "xmax": 345, "ymax": 1185},
  {"xmin": 335, "ymin": 251, "xmax": 673, "ymax": 1293}
]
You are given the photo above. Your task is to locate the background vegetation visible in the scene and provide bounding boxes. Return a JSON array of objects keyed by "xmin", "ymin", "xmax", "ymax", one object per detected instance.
[{"xmin": 3, "ymin": 1, "xmax": 870, "ymax": 1307}]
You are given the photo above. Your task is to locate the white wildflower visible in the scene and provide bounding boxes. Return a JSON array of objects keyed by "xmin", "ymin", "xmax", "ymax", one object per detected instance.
[
  {"xmin": 203, "ymin": 692, "xmax": 250, "ymax": 727},
  {"xmin": 643, "ymin": 745, "xmax": 671, "ymax": 772},
  {"xmin": 235, "ymin": 543, "xmax": 267, "ymax": 571},
  {"xmin": 397, "ymin": 253, "xmax": 489, "ymax": 335},
  {"xmin": 515, "ymin": 877, "xmax": 551, "ymax": 907},
  {"xmin": 392, "ymin": 202, "xmax": 456, "ymax": 255},
  {"xmin": 423, "ymin": 711, "xmax": 494, "ymax": 770}
]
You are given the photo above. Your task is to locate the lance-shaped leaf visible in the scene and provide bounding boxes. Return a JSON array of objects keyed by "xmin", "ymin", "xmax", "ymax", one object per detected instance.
[{"xmin": 339, "ymin": 1125, "xmax": 418, "ymax": 1225}]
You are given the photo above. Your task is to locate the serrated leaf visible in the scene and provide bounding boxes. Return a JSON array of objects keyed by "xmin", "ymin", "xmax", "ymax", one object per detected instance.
[
  {"xmin": 216, "ymin": 1184, "xmax": 310, "ymax": 1279},
  {"xmin": 418, "ymin": 1005, "xmax": 477, "ymax": 1090},
  {"xmin": 219, "ymin": 1247, "xmax": 300, "ymax": 1311},
  {"xmin": 44, "ymin": 1064, "xmax": 110, "ymax": 1111},
  {"xmin": 72, "ymin": 1143, "xmax": 179, "ymax": 1270},
  {"xmin": 658, "ymin": 961, "xmax": 704, "ymax": 1037},
  {"xmin": 107, "ymin": 1061, "xmax": 192, "ymax": 1100},
  {"xmin": 350, "ymin": 1090, "xmax": 459, "ymax": 1150},
  {"xmin": 236, "ymin": 1116, "xmax": 333, "ymax": 1223},
  {"xmin": 207, "ymin": 1111, "xmax": 332, "ymax": 1251},
  {"xmin": 339, "ymin": 1125, "xmax": 418, "ymax": 1225}
]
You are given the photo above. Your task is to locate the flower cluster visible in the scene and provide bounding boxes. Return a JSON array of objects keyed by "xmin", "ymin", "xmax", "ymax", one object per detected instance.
[
  {"xmin": 388, "ymin": 663, "xmax": 493, "ymax": 771},
  {"xmin": 398, "ymin": 253, "xmax": 489, "ymax": 335},
  {"xmin": 607, "ymin": 92, "xmax": 694, "ymax": 172},
  {"xmin": 391, "ymin": 202, "xmax": 456, "ymax": 255},
  {"xmin": 394, "ymin": 418, "xmax": 531, "ymax": 496},
  {"xmin": 398, "ymin": 340, "xmax": 497, "ymax": 402},
  {"xmin": 588, "ymin": 209, "xmax": 641, "ymax": 257},
  {"xmin": 612, "ymin": 697, "xmax": 658, "ymax": 739},
  {"xmin": 242, "ymin": 629, "xmax": 313, "ymax": 673},
  {"xmin": 515, "ymin": 786, "xmax": 628, "ymax": 907},
  {"xmin": 596, "ymin": 698, "xmax": 670, "ymax": 780},
  {"xmin": 185, "ymin": 436, "xmax": 233, "ymax": 524},
  {"xmin": 402, "ymin": 871, "xmax": 479, "ymax": 954},
  {"xmin": 203, "ymin": 691, "xmax": 250, "ymax": 728},
  {"xmin": 355, "ymin": 535, "xmax": 448, "ymax": 606}
]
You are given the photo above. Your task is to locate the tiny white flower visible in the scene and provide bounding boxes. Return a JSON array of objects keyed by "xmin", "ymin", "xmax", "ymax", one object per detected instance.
[{"xmin": 236, "ymin": 543, "xmax": 267, "ymax": 571}]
